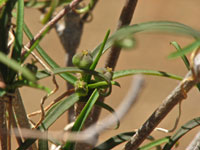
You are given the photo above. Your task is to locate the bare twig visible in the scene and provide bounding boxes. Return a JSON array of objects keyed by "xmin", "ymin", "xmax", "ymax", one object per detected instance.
[
  {"xmin": 123, "ymin": 69, "xmax": 200, "ymax": 149},
  {"xmin": 0, "ymin": 99, "xmax": 7, "ymax": 150},
  {"xmin": 12, "ymin": 90, "xmax": 37, "ymax": 150},
  {"xmin": 7, "ymin": 97, "xmax": 12, "ymax": 150},
  {"xmin": 13, "ymin": 75, "xmax": 144, "ymax": 144},
  {"xmin": 34, "ymin": 75, "xmax": 59, "ymax": 128},
  {"xmin": 23, "ymin": 0, "xmax": 83, "ymax": 55},
  {"xmin": 10, "ymin": 106, "xmax": 23, "ymax": 146}
]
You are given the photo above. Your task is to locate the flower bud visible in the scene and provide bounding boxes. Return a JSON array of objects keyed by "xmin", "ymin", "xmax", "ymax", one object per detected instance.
[
  {"xmin": 72, "ymin": 50, "xmax": 93, "ymax": 69},
  {"xmin": 74, "ymin": 80, "xmax": 88, "ymax": 96},
  {"xmin": 95, "ymin": 67, "xmax": 113, "ymax": 81}
]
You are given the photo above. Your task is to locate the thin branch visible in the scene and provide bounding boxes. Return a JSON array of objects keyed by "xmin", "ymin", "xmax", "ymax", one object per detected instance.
[
  {"xmin": 123, "ymin": 69, "xmax": 200, "ymax": 149},
  {"xmin": 10, "ymin": 106, "xmax": 23, "ymax": 146},
  {"xmin": 23, "ymin": 0, "xmax": 83, "ymax": 54},
  {"xmin": 0, "ymin": 99, "xmax": 7, "ymax": 150},
  {"xmin": 105, "ymin": 0, "xmax": 138, "ymax": 69},
  {"xmin": 12, "ymin": 90, "xmax": 37, "ymax": 150}
]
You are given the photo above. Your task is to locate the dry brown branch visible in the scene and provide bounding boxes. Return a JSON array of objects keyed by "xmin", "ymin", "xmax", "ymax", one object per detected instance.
[
  {"xmin": 0, "ymin": 99, "xmax": 7, "ymax": 150},
  {"xmin": 22, "ymin": 0, "xmax": 83, "ymax": 56},
  {"xmin": 12, "ymin": 90, "xmax": 37, "ymax": 150},
  {"xmin": 123, "ymin": 57, "xmax": 200, "ymax": 149}
]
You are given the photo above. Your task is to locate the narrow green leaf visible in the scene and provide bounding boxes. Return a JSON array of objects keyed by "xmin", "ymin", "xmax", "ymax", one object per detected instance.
[
  {"xmin": 171, "ymin": 41, "xmax": 200, "ymax": 91},
  {"xmin": 92, "ymin": 21, "xmax": 200, "ymax": 58},
  {"xmin": 163, "ymin": 117, "xmax": 200, "ymax": 150},
  {"xmin": 139, "ymin": 136, "xmax": 170, "ymax": 150},
  {"xmin": 0, "ymin": 52, "xmax": 35, "ymax": 82},
  {"xmin": 64, "ymin": 89, "xmax": 99, "ymax": 150},
  {"xmin": 113, "ymin": 69, "xmax": 182, "ymax": 80},
  {"xmin": 12, "ymin": 0, "xmax": 24, "ymax": 61},
  {"xmin": 42, "ymin": 93, "xmax": 80, "ymax": 129},
  {"xmin": 90, "ymin": 30, "xmax": 110, "ymax": 70},
  {"xmin": 17, "ymin": 93, "xmax": 80, "ymax": 150},
  {"xmin": 7, "ymin": 80, "xmax": 51, "ymax": 93},
  {"xmin": 23, "ymin": 23, "xmax": 77, "ymax": 84},
  {"xmin": 94, "ymin": 132, "xmax": 135, "ymax": 150},
  {"xmin": 169, "ymin": 40, "xmax": 200, "ymax": 58},
  {"xmin": 171, "ymin": 41, "xmax": 190, "ymax": 69},
  {"xmin": 88, "ymin": 81, "xmax": 120, "ymax": 89}
]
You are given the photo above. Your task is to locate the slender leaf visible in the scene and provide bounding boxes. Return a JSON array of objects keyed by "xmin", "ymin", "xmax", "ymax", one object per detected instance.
[
  {"xmin": 163, "ymin": 117, "xmax": 200, "ymax": 150},
  {"xmin": 23, "ymin": 23, "xmax": 77, "ymax": 84},
  {"xmin": 171, "ymin": 41, "xmax": 200, "ymax": 91},
  {"xmin": 17, "ymin": 93, "xmax": 80, "ymax": 150},
  {"xmin": 7, "ymin": 80, "xmax": 51, "ymax": 93},
  {"xmin": 90, "ymin": 30, "xmax": 110, "ymax": 70},
  {"xmin": 94, "ymin": 132, "xmax": 135, "ymax": 150},
  {"xmin": 169, "ymin": 40, "xmax": 200, "ymax": 58},
  {"xmin": 88, "ymin": 81, "xmax": 120, "ymax": 89},
  {"xmin": 0, "ymin": 52, "xmax": 35, "ymax": 82},
  {"xmin": 139, "ymin": 136, "xmax": 170, "ymax": 150},
  {"xmin": 12, "ymin": 0, "xmax": 24, "ymax": 62},
  {"xmin": 63, "ymin": 89, "xmax": 99, "ymax": 150},
  {"xmin": 92, "ymin": 21, "xmax": 200, "ymax": 59},
  {"xmin": 171, "ymin": 41, "xmax": 190, "ymax": 69},
  {"xmin": 113, "ymin": 69, "xmax": 182, "ymax": 80},
  {"xmin": 42, "ymin": 93, "xmax": 80, "ymax": 129}
]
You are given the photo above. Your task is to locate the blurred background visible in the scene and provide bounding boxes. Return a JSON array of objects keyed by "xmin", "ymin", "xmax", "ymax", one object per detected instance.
[{"xmin": 19, "ymin": 0, "xmax": 200, "ymax": 149}]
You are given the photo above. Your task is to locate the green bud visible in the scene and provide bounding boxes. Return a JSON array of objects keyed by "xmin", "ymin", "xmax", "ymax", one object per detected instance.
[
  {"xmin": 74, "ymin": 80, "xmax": 88, "ymax": 96},
  {"xmin": 95, "ymin": 67, "xmax": 113, "ymax": 81},
  {"xmin": 72, "ymin": 50, "xmax": 93, "ymax": 69}
]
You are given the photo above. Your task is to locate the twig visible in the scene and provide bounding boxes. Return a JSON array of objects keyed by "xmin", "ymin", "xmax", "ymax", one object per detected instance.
[
  {"xmin": 10, "ymin": 106, "xmax": 23, "ymax": 146},
  {"xmin": 7, "ymin": 97, "xmax": 12, "ymax": 150},
  {"xmin": 23, "ymin": 0, "xmax": 83, "ymax": 54},
  {"xmin": 0, "ymin": 98, "xmax": 7, "ymax": 150},
  {"xmin": 34, "ymin": 75, "xmax": 59, "ymax": 128},
  {"xmin": 123, "ymin": 70, "xmax": 200, "ymax": 149},
  {"xmin": 12, "ymin": 90, "xmax": 37, "ymax": 150}
]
